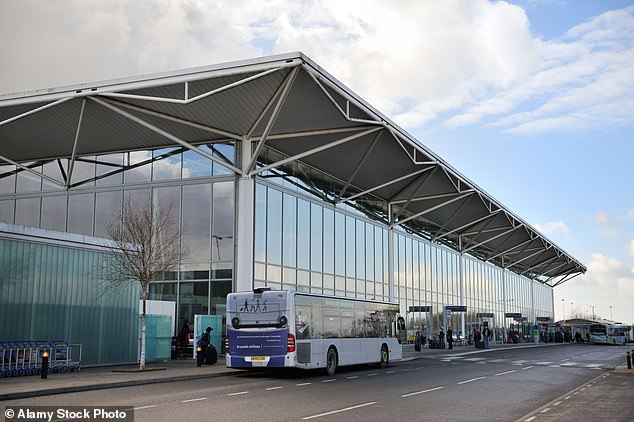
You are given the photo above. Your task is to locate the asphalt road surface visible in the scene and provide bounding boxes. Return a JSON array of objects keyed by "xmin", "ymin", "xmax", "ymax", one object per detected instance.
[{"xmin": 5, "ymin": 344, "xmax": 632, "ymax": 422}]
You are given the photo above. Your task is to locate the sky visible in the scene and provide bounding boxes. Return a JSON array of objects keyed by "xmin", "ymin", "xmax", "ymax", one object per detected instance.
[{"xmin": 1, "ymin": 0, "xmax": 633, "ymax": 324}]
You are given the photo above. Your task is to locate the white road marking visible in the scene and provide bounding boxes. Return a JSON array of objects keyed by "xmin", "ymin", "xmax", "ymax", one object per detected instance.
[
  {"xmin": 401, "ymin": 386, "xmax": 444, "ymax": 398},
  {"xmin": 367, "ymin": 373, "xmax": 377, "ymax": 376},
  {"xmin": 346, "ymin": 376, "xmax": 359, "ymax": 379},
  {"xmin": 524, "ymin": 417, "xmax": 536, "ymax": 422},
  {"xmin": 266, "ymin": 386, "xmax": 283, "ymax": 391},
  {"xmin": 488, "ymin": 359, "xmax": 508, "ymax": 363},
  {"xmin": 540, "ymin": 408, "xmax": 551, "ymax": 413},
  {"xmin": 296, "ymin": 382, "xmax": 312, "ymax": 386},
  {"xmin": 495, "ymin": 370, "xmax": 516, "ymax": 376},
  {"xmin": 302, "ymin": 401, "xmax": 376, "ymax": 420},
  {"xmin": 549, "ymin": 365, "xmax": 561, "ymax": 368},
  {"xmin": 182, "ymin": 398, "xmax": 207, "ymax": 403},
  {"xmin": 553, "ymin": 401, "xmax": 562, "ymax": 406},
  {"xmin": 457, "ymin": 376, "xmax": 486, "ymax": 384},
  {"xmin": 386, "ymin": 370, "xmax": 396, "ymax": 374},
  {"xmin": 228, "ymin": 391, "xmax": 249, "ymax": 396},
  {"xmin": 322, "ymin": 379, "xmax": 336, "ymax": 383},
  {"xmin": 522, "ymin": 366, "xmax": 535, "ymax": 370},
  {"xmin": 464, "ymin": 357, "xmax": 486, "ymax": 361},
  {"xmin": 134, "ymin": 405, "xmax": 157, "ymax": 410},
  {"xmin": 563, "ymin": 396, "xmax": 571, "ymax": 400}
]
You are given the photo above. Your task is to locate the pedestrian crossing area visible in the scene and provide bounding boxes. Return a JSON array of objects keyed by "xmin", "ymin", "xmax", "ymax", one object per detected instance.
[{"xmin": 427, "ymin": 355, "xmax": 611, "ymax": 369}]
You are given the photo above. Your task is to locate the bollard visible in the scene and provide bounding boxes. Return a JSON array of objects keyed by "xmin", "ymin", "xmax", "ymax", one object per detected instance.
[
  {"xmin": 41, "ymin": 350, "xmax": 49, "ymax": 379},
  {"xmin": 627, "ymin": 351, "xmax": 632, "ymax": 370}
]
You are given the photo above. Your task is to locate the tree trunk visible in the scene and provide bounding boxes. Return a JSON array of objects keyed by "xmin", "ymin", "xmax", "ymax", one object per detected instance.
[{"xmin": 140, "ymin": 296, "xmax": 146, "ymax": 370}]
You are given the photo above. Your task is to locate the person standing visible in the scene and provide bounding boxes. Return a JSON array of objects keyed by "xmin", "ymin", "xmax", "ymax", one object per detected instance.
[
  {"xmin": 439, "ymin": 328, "xmax": 445, "ymax": 349},
  {"xmin": 447, "ymin": 327, "xmax": 454, "ymax": 350},
  {"xmin": 483, "ymin": 326, "xmax": 491, "ymax": 349}
]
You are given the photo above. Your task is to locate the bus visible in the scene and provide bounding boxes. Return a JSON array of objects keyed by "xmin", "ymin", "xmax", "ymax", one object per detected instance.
[
  {"xmin": 589, "ymin": 323, "xmax": 631, "ymax": 345},
  {"xmin": 225, "ymin": 288, "xmax": 402, "ymax": 375}
]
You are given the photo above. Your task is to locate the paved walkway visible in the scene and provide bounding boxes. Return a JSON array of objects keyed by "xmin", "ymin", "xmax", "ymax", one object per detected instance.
[{"xmin": 0, "ymin": 341, "xmax": 627, "ymax": 401}]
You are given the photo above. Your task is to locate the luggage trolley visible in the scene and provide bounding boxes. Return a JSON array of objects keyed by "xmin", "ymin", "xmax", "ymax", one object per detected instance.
[{"xmin": 0, "ymin": 341, "xmax": 10, "ymax": 377}]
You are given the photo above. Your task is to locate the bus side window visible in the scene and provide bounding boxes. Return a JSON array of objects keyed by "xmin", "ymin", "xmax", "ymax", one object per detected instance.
[
  {"xmin": 311, "ymin": 297, "xmax": 324, "ymax": 339},
  {"xmin": 296, "ymin": 296, "xmax": 312, "ymax": 339}
]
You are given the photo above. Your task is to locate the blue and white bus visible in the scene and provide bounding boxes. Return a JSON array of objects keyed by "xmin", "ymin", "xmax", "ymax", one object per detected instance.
[
  {"xmin": 589, "ymin": 323, "xmax": 631, "ymax": 345},
  {"xmin": 226, "ymin": 288, "xmax": 402, "ymax": 375}
]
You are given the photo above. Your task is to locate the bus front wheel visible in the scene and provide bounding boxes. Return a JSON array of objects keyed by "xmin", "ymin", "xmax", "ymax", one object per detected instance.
[
  {"xmin": 379, "ymin": 344, "xmax": 389, "ymax": 368},
  {"xmin": 326, "ymin": 348, "xmax": 338, "ymax": 376}
]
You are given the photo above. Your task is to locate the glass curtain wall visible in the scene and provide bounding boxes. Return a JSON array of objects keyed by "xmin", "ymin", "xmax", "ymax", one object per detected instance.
[{"xmin": 0, "ymin": 143, "xmax": 236, "ymax": 337}]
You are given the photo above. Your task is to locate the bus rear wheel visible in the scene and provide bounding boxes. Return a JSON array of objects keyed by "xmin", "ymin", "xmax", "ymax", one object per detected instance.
[
  {"xmin": 326, "ymin": 348, "xmax": 338, "ymax": 376},
  {"xmin": 379, "ymin": 345, "xmax": 389, "ymax": 368}
]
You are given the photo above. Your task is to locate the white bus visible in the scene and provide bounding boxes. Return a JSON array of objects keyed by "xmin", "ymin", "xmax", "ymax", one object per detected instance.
[
  {"xmin": 589, "ymin": 323, "xmax": 631, "ymax": 345},
  {"xmin": 226, "ymin": 288, "xmax": 402, "ymax": 375}
]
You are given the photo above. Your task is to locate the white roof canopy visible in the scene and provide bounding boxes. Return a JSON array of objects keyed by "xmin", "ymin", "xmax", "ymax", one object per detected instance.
[{"xmin": 0, "ymin": 52, "xmax": 585, "ymax": 286}]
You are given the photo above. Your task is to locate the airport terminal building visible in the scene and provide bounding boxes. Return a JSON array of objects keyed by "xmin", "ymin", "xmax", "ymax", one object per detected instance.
[{"xmin": 0, "ymin": 53, "xmax": 585, "ymax": 364}]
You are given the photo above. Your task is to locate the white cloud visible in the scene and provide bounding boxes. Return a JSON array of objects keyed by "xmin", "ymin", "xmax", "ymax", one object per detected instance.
[
  {"xmin": 620, "ymin": 209, "xmax": 634, "ymax": 221},
  {"xmin": 629, "ymin": 239, "xmax": 634, "ymax": 259},
  {"xmin": 532, "ymin": 220, "xmax": 571, "ymax": 239},
  {"xmin": 0, "ymin": 1, "xmax": 631, "ymax": 137},
  {"xmin": 589, "ymin": 210, "xmax": 618, "ymax": 236},
  {"xmin": 573, "ymin": 253, "xmax": 634, "ymax": 298}
]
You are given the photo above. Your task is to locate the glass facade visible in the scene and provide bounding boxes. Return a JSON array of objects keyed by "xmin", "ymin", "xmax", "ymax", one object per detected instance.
[
  {"xmin": 0, "ymin": 139, "xmax": 555, "ymax": 359},
  {"xmin": 0, "ymin": 236, "xmax": 138, "ymax": 365},
  {"xmin": 0, "ymin": 143, "xmax": 236, "ymax": 339}
]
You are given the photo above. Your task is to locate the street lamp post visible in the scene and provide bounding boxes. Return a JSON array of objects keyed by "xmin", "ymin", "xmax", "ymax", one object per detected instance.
[
  {"xmin": 561, "ymin": 298, "xmax": 565, "ymax": 322},
  {"xmin": 590, "ymin": 305, "xmax": 597, "ymax": 322},
  {"xmin": 609, "ymin": 305, "xmax": 613, "ymax": 321}
]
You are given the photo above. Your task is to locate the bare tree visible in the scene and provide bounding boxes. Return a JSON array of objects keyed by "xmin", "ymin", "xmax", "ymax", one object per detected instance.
[{"xmin": 102, "ymin": 196, "xmax": 184, "ymax": 370}]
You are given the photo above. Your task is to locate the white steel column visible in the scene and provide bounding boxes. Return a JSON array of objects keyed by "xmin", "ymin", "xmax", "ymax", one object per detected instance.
[
  {"xmin": 502, "ymin": 257, "xmax": 507, "ymax": 342},
  {"xmin": 459, "ymin": 237, "xmax": 465, "ymax": 337},
  {"xmin": 235, "ymin": 137, "xmax": 255, "ymax": 292},
  {"xmin": 388, "ymin": 204, "xmax": 395, "ymax": 302}
]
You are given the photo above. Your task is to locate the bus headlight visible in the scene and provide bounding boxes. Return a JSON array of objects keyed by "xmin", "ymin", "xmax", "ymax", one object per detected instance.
[
  {"xmin": 231, "ymin": 317, "xmax": 240, "ymax": 329},
  {"xmin": 279, "ymin": 315, "xmax": 288, "ymax": 327}
]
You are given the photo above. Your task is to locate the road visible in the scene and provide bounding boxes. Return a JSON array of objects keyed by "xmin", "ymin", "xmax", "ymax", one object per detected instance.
[{"xmin": 4, "ymin": 344, "xmax": 632, "ymax": 422}]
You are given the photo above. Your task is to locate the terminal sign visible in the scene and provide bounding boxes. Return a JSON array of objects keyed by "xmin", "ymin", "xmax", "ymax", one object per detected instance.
[
  {"xmin": 408, "ymin": 306, "xmax": 432, "ymax": 312},
  {"xmin": 505, "ymin": 312, "xmax": 522, "ymax": 318},
  {"xmin": 476, "ymin": 313, "xmax": 494, "ymax": 318},
  {"xmin": 445, "ymin": 305, "xmax": 467, "ymax": 312}
]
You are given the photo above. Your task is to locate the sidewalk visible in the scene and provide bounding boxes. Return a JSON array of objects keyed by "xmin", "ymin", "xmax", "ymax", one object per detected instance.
[{"xmin": 0, "ymin": 341, "xmax": 578, "ymax": 401}]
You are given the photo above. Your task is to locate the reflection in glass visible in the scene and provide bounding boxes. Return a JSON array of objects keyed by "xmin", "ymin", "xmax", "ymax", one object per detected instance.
[
  {"xmin": 125, "ymin": 151, "xmax": 152, "ymax": 183},
  {"xmin": 255, "ymin": 184, "xmax": 266, "ymax": 262},
  {"xmin": 15, "ymin": 197, "xmax": 40, "ymax": 227},
  {"xmin": 212, "ymin": 143, "xmax": 235, "ymax": 176},
  {"xmin": 345, "ymin": 216, "xmax": 355, "ymax": 277},
  {"xmin": 41, "ymin": 195, "xmax": 67, "ymax": 231},
  {"xmin": 153, "ymin": 148, "xmax": 182, "ymax": 181},
  {"xmin": 323, "ymin": 208, "xmax": 334, "ymax": 274},
  {"xmin": 335, "ymin": 213, "xmax": 345, "ymax": 276},
  {"xmin": 149, "ymin": 283, "xmax": 177, "ymax": 302},
  {"xmin": 69, "ymin": 158, "xmax": 95, "ymax": 187},
  {"xmin": 16, "ymin": 165, "xmax": 42, "ymax": 192},
  {"xmin": 94, "ymin": 191, "xmax": 122, "ymax": 238},
  {"xmin": 182, "ymin": 184, "xmax": 211, "ymax": 263},
  {"xmin": 356, "ymin": 220, "xmax": 365, "ymax": 280},
  {"xmin": 310, "ymin": 204, "xmax": 322, "ymax": 272},
  {"xmin": 96, "ymin": 154, "xmax": 124, "ymax": 186},
  {"xmin": 183, "ymin": 146, "xmax": 212, "ymax": 178},
  {"xmin": 0, "ymin": 165, "xmax": 16, "ymax": 194},
  {"xmin": 282, "ymin": 194, "xmax": 297, "ymax": 267},
  {"xmin": 266, "ymin": 188, "xmax": 282, "ymax": 265},
  {"xmin": 297, "ymin": 199, "xmax": 310, "ymax": 270},
  {"xmin": 212, "ymin": 182, "xmax": 234, "ymax": 263},
  {"xmin": 42, "ymin": 161, "xmax": 65, "ymax": 191},
  {"xmin": 0, "ymin": 199, "xmax": 14, "ymax": 224},
  {"xmin": 211, "ymin": 279, "xmax": 231, "ymax": 315}
]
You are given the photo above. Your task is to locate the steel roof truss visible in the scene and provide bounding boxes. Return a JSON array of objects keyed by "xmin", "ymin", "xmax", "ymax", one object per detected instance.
[
  {"xmin": 304, "ymin": 68, "xmax": 381, "ymax": 126},
  {"xmin": 505, "ymin": 247, "xmax": 551, "ymax": 270},
  {"xmin": 485, "ymin": 238, "xmax": 534, "ymax": 262},
  {"xmin": 66, "ymin": 99, "xmax": 87, "ymax": 189},
  {"xmin": 89, "ymin": 97, "xmax": 242, "ymax": 174},
  {"xmin": 390, "ymin": 169, "xmax": 439, "ymax": 221},
  {"xmin": 392, "ymin": 192, "xmax": 474, "ymax": 228},
  {"xmin": 552, "ymin": 272, "xmax": 582, "ymax": 288},
  {"xmin": 251, "ymin": 127, "xmax": 382, "ymax": 177},
  {"xmin": 462, "ymin": 224, "xmax": 523, "ymax": 254},
  {"xmin": 336, "ymin": 130, "xmax": 382, "ymax": 201},
  {"xmin": 0, "ymin": 154, "xmax": 64, "ymax": 187},
  {"xmin": 391, "ymin": 190, "xmax": 474, "ymax": 206},
  {"xmin": 519, "ymin": 255, "xmax": 559, "ymax": 275},
  {"xmin": 247, "ymin": 67, "xmax": 300, "ymax": 173},
  {"xmin": 430, "ymin": 193, "xmax": 472, "ymax": 237},
  {"xmin": 99, "ymin": 67, "xmax": 284, "ymax": 105},
  {"xmin": 0, "ymin": 97, "xmax": 72, "ymax": 128},
  {"xmin": 102, "ymin": 97, "xmax": 241, "ymax": 140},
  {"xmin": 338, "ymin": 166, "xmax": 434, "ymax": 204},
  {"xmin": 432, "ymin": 209, "xmax": 502, "ymax": 242}
]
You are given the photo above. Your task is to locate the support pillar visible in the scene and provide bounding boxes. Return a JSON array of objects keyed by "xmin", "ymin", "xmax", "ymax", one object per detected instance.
[
  {"xmin": 387, "ymin": 204, "xmax": 395, "ymax": 303},
  {"xmin": 235, "ymin": 137, "xmax": 255, "ymax": 292},
  {"xmin": 459, "ymin": 237, "xmax": 465, "ymax": 337},
  {"xmin": 502, "ymin": 258, "xmax": 508, "ymax": 343}
]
